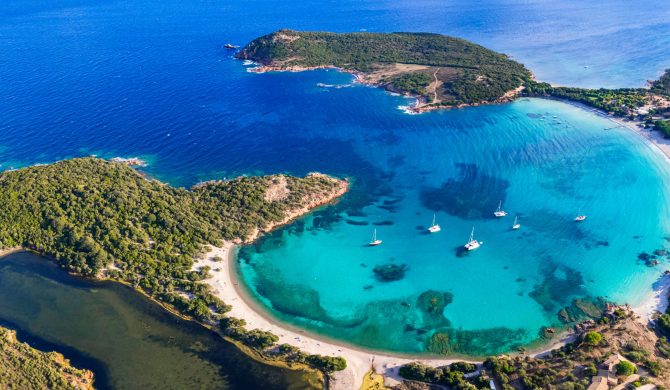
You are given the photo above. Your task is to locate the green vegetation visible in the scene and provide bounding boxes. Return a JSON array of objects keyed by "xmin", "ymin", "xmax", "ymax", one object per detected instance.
[
  {"xmin": 583, "ymin": 331, "xmax": 603, "ymax": 346},
  {"xmin": 525, "ymin": 69, "xmax": 670, "ymax": 137},
  {"xmin": 0, "ymin": 326, "xmax": 94, "ymax": 389},
  {"xmin": 387, "ymin": 72, "xmax": 432, "ymax": 98},
  {"xmin": 651, "ymin": 69, "xmax": 670, "ymax": 95},
  {"xmin": 398, "ymin": 361, "xmax": 478, "ymax": 389},
  {"xmin": 398, "ymin": 307, "xmax": 670, "ymax": 388},
  {"xmin": 237, "ymin": 30, "xmax": 531, "ymax": 106},
  {"xmin": 525, "ymin": 81, "xmax": 649, "ymax": 116},
  {"xmin": 615, "ymin": 361, "xmax": 637, "ymax": 376},
  {"xmin": 0, "ymin": 158, "xmax": 348, "ymax": 373}
]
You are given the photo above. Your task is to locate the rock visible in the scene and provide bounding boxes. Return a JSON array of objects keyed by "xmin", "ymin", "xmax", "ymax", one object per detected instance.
[{"xmin": 372, "ymin": 263, "xmax": 408, "ymax": 282}]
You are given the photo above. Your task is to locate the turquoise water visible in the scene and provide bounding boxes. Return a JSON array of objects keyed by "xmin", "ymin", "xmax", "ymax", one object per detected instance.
[
  {"xmin": 238, "ymin": 97, "xmax": 670, "ymax": 355},
  {"xmin": 2, "ymin": 0, "xmax": 670, "ymax": 358}
]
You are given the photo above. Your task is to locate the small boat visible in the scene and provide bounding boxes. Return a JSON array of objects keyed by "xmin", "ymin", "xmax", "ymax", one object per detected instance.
[
  {"xmin": 512, "ymin": 216, "xmax": 520, "ymax": 230},
  {"xmin": 464, "ymin": 227, "xmax": 482, "ymax": 251},
  {"xmin": 574, "ymin": 214, "xmax": 587, "ymax": 222},
  {"xmin": 369, "ymin": 229, "xmax": 382, "ymax": 246},
  {"xmin": 224, "ymin": 43, "xmax": 239, "ymax": 49},
  {"xmin": 493, "ymin": 201, "xmax": 507, "ymax": 218},
  {"xmin": 428, "ymin": 213, "xmax": 441, "ymax": 233}
]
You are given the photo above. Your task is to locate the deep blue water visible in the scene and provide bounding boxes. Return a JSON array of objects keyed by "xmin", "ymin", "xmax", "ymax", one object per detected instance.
[{"xmin": 2, "ymin": 0, "xmax": 670, "ymax": 356}]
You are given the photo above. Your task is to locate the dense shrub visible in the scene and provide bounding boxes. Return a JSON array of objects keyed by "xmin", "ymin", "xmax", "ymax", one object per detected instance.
[{"xmin": 615, "ymin": 361, "xmax": 637, "ymax": 376}]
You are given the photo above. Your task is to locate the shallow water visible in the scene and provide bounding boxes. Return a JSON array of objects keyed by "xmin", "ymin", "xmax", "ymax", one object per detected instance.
[
  {"xmin": 0, "ymin": 252, "xmax": 319, "ymax": 390},
  {"xmin": 237, "ymin": 97, "xmax": 670, "ymax": 355},
  {"xmin": 2, "ymin": 0, "xmax": 670, "ymax": 358}
]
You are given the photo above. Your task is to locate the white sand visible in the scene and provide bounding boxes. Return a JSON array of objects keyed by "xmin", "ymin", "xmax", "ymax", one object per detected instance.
[
  {"xmin": 195, "ymin": 244, "xmax": 479, "ymax": 389},
  {"xmin": 190, "ymin": 103, "xmax": 670, "ymax": 388},
  {"xmin": 194, "ymin": 244, "xmax": 581, "ymax": 388},
  {"xmin": 633, "ymin": 273, "xmax": 670, "ymax": 322}
]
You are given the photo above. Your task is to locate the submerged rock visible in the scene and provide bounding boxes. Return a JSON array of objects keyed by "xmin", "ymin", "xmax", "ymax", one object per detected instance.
[
  {"xmin": 372, "ymin": 263, "xmax": 408, "ymax": 282},
  {"xmin": 417, "ymin": 290, "xmax": 453, "ymax": 315},
  {"xmin": 427, "ymin": 332, "xmax": 451, "ymax": 355}
]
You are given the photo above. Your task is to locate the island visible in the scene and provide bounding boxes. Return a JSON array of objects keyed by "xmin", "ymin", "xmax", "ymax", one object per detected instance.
[
  {"xmin": 236, "ymin": 29, "xmax": 532, "ymax": 111},
  {"xmin": 237, "ymin": 30, "xmax": 670, "ymax": 133},
  {"xmin": 0, "ymin": 325, "xmax": 94, "ymax": 389}
]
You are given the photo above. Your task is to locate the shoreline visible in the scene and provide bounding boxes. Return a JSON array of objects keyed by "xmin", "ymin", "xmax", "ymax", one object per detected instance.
[
  {"xmin": 248, "ymin": 64, "xmax": 523, "ymax": 114},
  {"xmin": 196, "ymin": 244, "xmax": 483, "ymax": 389},
  {"xmin": 545, "ymin": 97, "xmax": 670, "ymax": 164},
  {"xmin": 189, "ymin": 98, "xmax": 670, "ymax": 388},
  {"xmin": 195, "ymin": 241, "xmax": 596, "ymax": 389}
]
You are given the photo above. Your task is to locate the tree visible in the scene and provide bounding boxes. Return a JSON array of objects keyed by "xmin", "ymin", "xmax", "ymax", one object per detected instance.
[
  {"xmin": 582, "ymin": 331, "xmax": 603, "ymax": 346},
  {"xmin": 615, "ymin": 361, "xmax": 637, "ymax": 376}
]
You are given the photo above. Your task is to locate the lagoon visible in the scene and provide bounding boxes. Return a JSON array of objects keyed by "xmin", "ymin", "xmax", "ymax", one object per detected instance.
[{"xmin": 0, "ymin": 252, "xmax": 320, "ymax": 389}]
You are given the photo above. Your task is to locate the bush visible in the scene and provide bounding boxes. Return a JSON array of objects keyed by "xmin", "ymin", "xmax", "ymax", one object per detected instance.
[
  {"xmin": 305, "ymin": 355, "xmax": 346, "ymax": 372},
  {"xmin": 658, "ymin": 314, "xmax": 670, "ymax": 335},
  {"xmin": 615, "ymin": 361, "xmax": 637, "ymax": 376},
  {"xmin": 240, "ymin": 329, "xmax": 279, "ymax": 349},
  {"xmin": 582, "ymin": 331, "xmax": 603, "ymax": 346}
]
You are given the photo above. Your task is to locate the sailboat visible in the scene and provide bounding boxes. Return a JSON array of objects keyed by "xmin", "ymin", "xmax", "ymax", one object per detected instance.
[
  {"xmin": 493, "ymin": 201, "xmax": 507, "ymax": 218},
  {"xmin": 512, "ymin": 215, "xmax": 520, "ymax": 230},
  {"xmin": 574, "ymin": 213, "xmax": 587, "ymax": 222},
  {"xmin": 369, "ymin": 229, "xmax": 382, "ymax": 246},
  {"xmin": 428, "ymin": 213, "xmax": 441, "ymax": 233},
  {"xmin": 464, "ymin": 227, "xmax": 482, "ymax": 251}
]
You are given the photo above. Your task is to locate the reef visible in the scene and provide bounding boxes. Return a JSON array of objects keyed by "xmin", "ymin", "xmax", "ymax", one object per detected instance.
[{"xmin": 372, "ymin": 263, "xmax": 409, "ymax": 282}]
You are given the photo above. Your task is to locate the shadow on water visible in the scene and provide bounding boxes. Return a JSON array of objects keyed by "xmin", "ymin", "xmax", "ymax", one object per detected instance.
[
  {"xmin": 421, "ymin": 163, "xmax": 510, "ymax": 220},
  {"xmin": 0, "ymin": 252, "xmax": 319, "ymax": 390}
]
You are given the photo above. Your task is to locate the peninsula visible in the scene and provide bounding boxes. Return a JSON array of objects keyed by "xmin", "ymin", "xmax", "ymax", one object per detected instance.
[
  {"xmin": 0, "ymin": 325, "xmax": 94, "ymax": 389},
  {"xmin": 236, "ymin": 30, "xmax": 532, "ymax": 110},
  {"xmin": 0, "ymin": 158, "xmax": 349, "ymax": 384}
]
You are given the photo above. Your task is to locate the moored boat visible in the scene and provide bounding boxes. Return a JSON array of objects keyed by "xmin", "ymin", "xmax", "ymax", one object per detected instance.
[
  {"xmin": 369, "ymin": 229, "xmax": 382, "ymax": 246},
  {"xmin": 512, "ymin": 215, "xmax": 520, "ymax": 230},
  {"xmin": 464, "ymin": 227, "xmax": 481, "ymax": 251},
  {"xmin": 428, "ymin": 213, "xmax": 441, "ymax": 233},
  {"xmin": 493, "ymin": 200, "xmax": 507, "ymax": 217}
]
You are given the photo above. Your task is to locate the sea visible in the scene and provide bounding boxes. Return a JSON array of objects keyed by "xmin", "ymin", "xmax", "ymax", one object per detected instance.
[{"xmin": 2, "ymin": 0, "xmax": 670, "ymax": 360}]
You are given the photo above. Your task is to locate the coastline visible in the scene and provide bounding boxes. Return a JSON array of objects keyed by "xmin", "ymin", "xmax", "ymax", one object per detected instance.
[
  {"xmin": 195, "ymin": 244, "xmax": 480, "ymax": 389},
  {"xmin": 546, "ymin": 97, "xmax": 670, "ymax": 164},
  {"xmin": 187, "ymin": 96, "xmax": 670, "ymax": 388},
  {"xmin": 248, "ymin": 64, "xmax": 523, "ymax": 114}
]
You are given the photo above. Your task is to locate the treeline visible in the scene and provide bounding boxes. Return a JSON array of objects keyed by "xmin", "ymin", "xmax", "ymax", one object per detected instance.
[
  {"xmin": 237, "ymin": 30, "xmax": 531, "ymax": 105},
  {"xmin": 524, "ymin": 80, "xmax": 648, "ymax": 117},
  {"xmin": 524, "ymin": 69, "xmax": 670, "ymax": 137},
  {"xmin": 0, "ymin": 326, "xmax": 94, "ymax": 389},
  {"xmin": 0, "ymin": 158, "xmax": 348, "ymax": 373}
]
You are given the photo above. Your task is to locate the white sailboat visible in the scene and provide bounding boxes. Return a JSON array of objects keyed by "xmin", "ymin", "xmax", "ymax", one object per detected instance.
[
  {"xmin": 369, "ymin": 229, "xmax": 382, "ymax": 246},
  {"xmin": 493, "ymin": 200, "xmax": 507, "ymax": 218},
  {"xmin": 464, "ymin": 227, "xmax": 482, "ymax": 251},
  {"xmin": 428, "ymin": 213, "xmax": 441, "ymax": 233},
  {"xmin": 512, "ymin": 215, "xmax": 520, "ymax": 230},
  {"xmin": 574, "ymin": 213, "xmax": 587, "ymax": 222}
]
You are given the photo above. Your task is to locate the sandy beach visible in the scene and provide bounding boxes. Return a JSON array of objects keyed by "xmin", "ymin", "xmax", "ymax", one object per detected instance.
[
  {"xmin": 194, "ymin": 244, "xmax": 481, "ymax": 389},
  {"xmin": 194, "ymin": 244, "xmax": 584, "ymax": 389},
  {"xmin": 188, "ymin": 100, "xmax": 670, "ymax": 389}
]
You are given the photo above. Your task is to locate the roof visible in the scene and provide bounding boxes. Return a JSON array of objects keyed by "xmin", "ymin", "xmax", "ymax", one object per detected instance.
[{"xmin": 587, "ymin": 376, "xmax": 609, "ymax": 390}]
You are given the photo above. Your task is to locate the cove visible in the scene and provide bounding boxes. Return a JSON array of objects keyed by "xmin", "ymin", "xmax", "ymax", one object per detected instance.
[
  {"xmin": 237, "ymin": 97, "xmax": 670, "ymax": 356},
  {"xmin": 0, "ymin": 252, "xmax": 320, "ymax": 390}
]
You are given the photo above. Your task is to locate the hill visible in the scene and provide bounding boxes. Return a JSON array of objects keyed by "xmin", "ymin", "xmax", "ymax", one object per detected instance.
[{"xmin": 236, "ymin": 30, "xmax": 532, "ymax": 109}]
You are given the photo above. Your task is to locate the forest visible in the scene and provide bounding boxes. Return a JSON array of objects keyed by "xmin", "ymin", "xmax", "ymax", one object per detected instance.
[
  {"xmin": 237, "ymin": 30, "xmax": 531, "ymax": 105},
  {"xmin": 0, "ymin": 158, "xmax": 347, "ymax": 373},
  {"xmin": 0, "ymin": 326, "xmax": 94, "ymax": 389}
]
